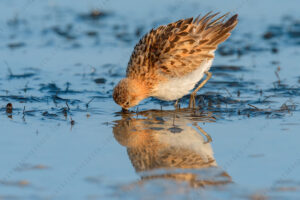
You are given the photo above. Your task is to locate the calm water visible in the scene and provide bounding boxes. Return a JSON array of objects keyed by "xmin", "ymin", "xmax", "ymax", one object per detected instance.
[{"xmin": 1, "ymin": 0, "xmax": 300, "ymax": 199}]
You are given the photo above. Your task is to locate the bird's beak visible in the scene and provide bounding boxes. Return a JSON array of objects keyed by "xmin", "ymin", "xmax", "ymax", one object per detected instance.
[{"xmin": 122, "ymin": 108, "xmax": 129, "ymax": 113}]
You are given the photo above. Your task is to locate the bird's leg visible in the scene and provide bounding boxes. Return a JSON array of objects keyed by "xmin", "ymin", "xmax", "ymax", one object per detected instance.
[
  {"xmin": 189, "ymin": 71, "xmax": 212, "ymax": 108},
  {"xmin": 194, "ymin": 123, "xmax": 212, "ymax": 144},
  {"xmin": 174, "ymin": 99, "xmax": 180, "ymax": 110}
]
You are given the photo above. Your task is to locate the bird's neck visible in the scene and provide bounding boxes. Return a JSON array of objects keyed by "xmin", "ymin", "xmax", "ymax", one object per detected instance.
[{"xmin": 127, "ymin": 78, "xmax": 151, "ymax": 99}]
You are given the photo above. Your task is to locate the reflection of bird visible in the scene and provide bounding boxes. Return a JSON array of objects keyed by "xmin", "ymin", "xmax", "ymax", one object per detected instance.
[
  {"xmin": 113, "ymin": 110, "xmax": 231, "ymax": 187},
  {"xmin": 113, "ymin": 12, "xmax": 238, "ymax": 109}
]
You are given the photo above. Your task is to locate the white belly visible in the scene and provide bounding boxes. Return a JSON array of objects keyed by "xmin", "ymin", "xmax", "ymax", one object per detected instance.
[
  {"xmin": 155, "ymin": 123, "xmax": 216, "ymax": 165},
  {"xmin": 152, "ymin": 60, "xmax": 213, "ymax": 101}
]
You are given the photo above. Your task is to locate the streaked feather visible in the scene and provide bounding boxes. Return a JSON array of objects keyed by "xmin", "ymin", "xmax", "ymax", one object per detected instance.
[{"xmin": 126, "ymin": 12, "xmax": 238, "ymax": 81}]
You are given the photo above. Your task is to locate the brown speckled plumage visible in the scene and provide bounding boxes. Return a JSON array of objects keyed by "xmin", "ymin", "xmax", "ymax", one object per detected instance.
[
  {"xmin": 113, "ymin": 12, "xmax": 238, "ymax": 109},
  {"xmin": 113, "ymin": 111, "xmax": 232, "ymax": 187},
  {"xmin": 113, "ymin": 117, "xmax": 216, "ymax": 171}
]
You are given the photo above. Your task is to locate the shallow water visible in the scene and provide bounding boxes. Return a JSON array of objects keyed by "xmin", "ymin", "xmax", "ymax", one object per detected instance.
[{"xmin": 1, "ymin": 0, "xmax": 300, "ymax": 199}]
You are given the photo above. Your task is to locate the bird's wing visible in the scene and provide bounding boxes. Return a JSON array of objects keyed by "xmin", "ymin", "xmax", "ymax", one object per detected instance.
[{"xmin": 126, "ymin": 12, "xmax": 238, "ymax": 78}]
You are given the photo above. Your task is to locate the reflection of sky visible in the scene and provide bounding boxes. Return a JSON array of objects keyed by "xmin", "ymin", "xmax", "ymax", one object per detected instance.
[{"xmin": 0, "ymin": 0, "xmax": 300, "ymax": 199}]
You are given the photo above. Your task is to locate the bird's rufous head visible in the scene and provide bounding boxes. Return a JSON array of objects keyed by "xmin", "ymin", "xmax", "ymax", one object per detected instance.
[{"xmin": 113, "ymin": 78, "xmax": 149, "ymax": 110}]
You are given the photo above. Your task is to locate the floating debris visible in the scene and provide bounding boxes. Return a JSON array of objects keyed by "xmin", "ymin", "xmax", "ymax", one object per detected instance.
[
  {"xmin": 135, "ymin": 26, "xmax": 144, "ymax": 37},
  {"xmin": 94, "ymin": 78, "xmax": 106, "ymax": 84},
  {"xmin": 0, "ymin": 180, "xmax": 30, "ymax": 187},
  {"xmin": 262, "ymin": 18, "xmax": 300, "ymax": 44},
  {"xmin": 115, "ymin": 32, "xmax": 133, "ymax": 43},
  {"xmin": 15, "ymin": 164, "xmax": 49, "ymax": 171},
  {"xmin": 42, "ymin": 111, "xmax": 58, "ymax": 118},
  {"xmin": 218, "ymin": 45, "xmax": 236, "ymax": 56},
  {"xmin": 79, "ymin": 10, "xmax": 109, "ymax": 20},
  {"xmin": 7, "ymin": 68, "xmax": 35, "ymax": 79},
  {"xmin": 6, "ymin": 103, "xmax": 13, "ymax": 113},
  {"xmin": 263, "ymin": 31, "xmax": 276, "ymax": 40},
  {"xmin": 7, "ymin": 42, "xmax": 26, "ymax": 49},
  {"xmin": 86, "ymin": 31, "xmax": 98, "ymax": 37},
  {"xmin": 39, "ymin": 83, "xmax": 60, "ymax": 93},
  {"xmin": 52, "ymin": 25, "xmax": 76, "ymax": 40},
  {"xmin": 288, "ymin": 21, "xmax": 300, "ymax": 38},
  {"xmin": 211, "ymin": 65, "xmax": 246, "ymax": 72}
]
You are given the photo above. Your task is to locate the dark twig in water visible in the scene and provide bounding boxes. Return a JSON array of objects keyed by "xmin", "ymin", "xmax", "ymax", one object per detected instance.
[
  {"xmin": 280, "ymin": 103, "xmax": 289, "ymax": 112},
  {"xmin": 86, "ymin": 97, "xmax": 95, "ymax": 108},
  {"xmin": 275, "ymin": 66, "xmax": 281, "ymax": 84},
  {"xmin": 8, "ymin": 68, "xmax": 13, "ymax": 76},
  {"xmin": 24, "ymin": 82, "xmax": 29, "ymax": 93},
  {"xmin": 65, "ymin": 82, "xmax": 70, "ymax": 93},
  {"xmin": 62, "ymin": 108, "xmax": 68, "ymax": 118},
  {"xmin": 223, "ymin": 87, "xmax": 232, "ymax": 97},
  {"xmin": 262, "ymin": 95, "xmax": 272, "ymax": 102},
  {"xmin": 5, "ymin": 61, "xmax": 13, "ymax": 76},
  {"xmin": 280, "ymin": 99, "xmax": 296, "ymax": 113},
  {"xmin": 22, "ymin": 106, "xmax": 26, "ymax": 121},
  {"xmin": 248, "ymin": 104, "xmax": 260, "ymax": 110},
  {"xmin": 53, "ymin": 93, "xmax": 58, "ymax": 106},
  {"xmin": 66, "ymin": 101, "xmax": 70, "ymax": 111},
  {"xmin": 70, "ymin": 116, "xmax": 75, "ymax": 126}
]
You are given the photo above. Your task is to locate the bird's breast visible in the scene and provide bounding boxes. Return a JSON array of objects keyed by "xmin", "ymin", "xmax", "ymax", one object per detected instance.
[{"xmin": 151, "ymin": 60, "xmax": 212, "ymax": 101}]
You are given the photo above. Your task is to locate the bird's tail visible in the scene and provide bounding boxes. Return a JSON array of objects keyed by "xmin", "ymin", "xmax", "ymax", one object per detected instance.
[{"xmin": 193, "ymin": 12, "xmax": 238, "ymax": 46}]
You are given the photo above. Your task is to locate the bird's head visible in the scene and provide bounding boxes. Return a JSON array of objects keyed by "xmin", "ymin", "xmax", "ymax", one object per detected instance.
[{"xmin": 113, "ymin": 78, "xmax": 149, "ymax": 110}]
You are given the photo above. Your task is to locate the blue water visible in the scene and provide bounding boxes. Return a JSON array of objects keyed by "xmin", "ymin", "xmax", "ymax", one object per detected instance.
[{"xmin": 1, "ymin": 0, "xmax": 300, "ymax": 199}]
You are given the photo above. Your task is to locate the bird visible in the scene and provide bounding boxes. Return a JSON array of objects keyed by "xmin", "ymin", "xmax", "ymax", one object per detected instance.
[{"xmin": 113, "ymin": 12, "xmax": 238, "ymax": 110}]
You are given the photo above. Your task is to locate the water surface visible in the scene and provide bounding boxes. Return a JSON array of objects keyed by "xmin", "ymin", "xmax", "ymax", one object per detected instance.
[{"xmin": 1, "ymin": 0, "xmax": 300, "ymax": 199}]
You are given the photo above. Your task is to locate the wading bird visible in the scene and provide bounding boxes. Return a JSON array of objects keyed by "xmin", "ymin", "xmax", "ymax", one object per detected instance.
[{"xmin": 113, "ymin": 12, "xmax": 238, "ymax": 110}]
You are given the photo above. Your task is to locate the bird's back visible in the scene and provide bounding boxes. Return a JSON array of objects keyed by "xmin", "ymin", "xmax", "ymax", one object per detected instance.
[{"xmin": 126, "ymin": 12, "xmax": 238, "ymax": 83}]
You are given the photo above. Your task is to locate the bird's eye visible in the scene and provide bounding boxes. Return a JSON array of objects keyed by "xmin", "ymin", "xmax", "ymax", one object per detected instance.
[{"xmin": 125, "ymin": 102, "xmax": 130, "ymax": 106}]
